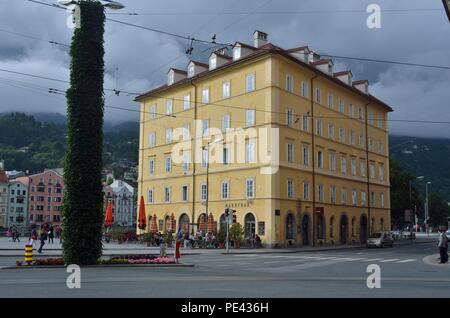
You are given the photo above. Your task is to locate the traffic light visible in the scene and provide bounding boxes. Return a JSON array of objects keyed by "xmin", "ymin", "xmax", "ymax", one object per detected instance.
[{"xmin": 225, "ymin": 208, "xmax": 230, "ymax": 217}]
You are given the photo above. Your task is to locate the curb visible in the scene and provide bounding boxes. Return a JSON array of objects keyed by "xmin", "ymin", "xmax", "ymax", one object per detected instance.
[
  {"xmin": 0, "ymin": 263, "xmax": 194, "ymax": 270},
  {"xmin": 422, "ymin": 254, "xmax": 450, "ymax": 267}
]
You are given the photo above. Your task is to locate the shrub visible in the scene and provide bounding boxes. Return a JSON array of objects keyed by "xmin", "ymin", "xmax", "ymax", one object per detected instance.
[{"xmin": 229, "ymin": 223, "xmax": 244, "ymax": 244}]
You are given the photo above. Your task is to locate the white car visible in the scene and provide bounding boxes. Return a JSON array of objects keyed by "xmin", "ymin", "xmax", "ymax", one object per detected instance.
[{"xmin": 445, "ymin": 230, "xmax": 450, "ymax": 240}]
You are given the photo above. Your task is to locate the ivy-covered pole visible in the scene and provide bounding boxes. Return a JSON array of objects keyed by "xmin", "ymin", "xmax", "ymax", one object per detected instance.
[{"xmin": 62, "ymin": 0, "xmax": 106, "ymax": 265}]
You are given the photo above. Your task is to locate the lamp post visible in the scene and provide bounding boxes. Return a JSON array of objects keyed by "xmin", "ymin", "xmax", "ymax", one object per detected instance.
[
  {"xmin": 425, "ymin": 181, "xmax": 431, "ymax": 236},
  {"xmin": 409, "ymin": 176, "xmax": 423, "ymax": 236},
  {"xmin": 204, "ymin": 138, "xmax": 223, "ymax": 237}
]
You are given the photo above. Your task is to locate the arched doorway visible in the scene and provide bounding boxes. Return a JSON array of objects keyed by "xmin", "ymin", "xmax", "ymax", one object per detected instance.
[
  {"xmin": 179, "ymin": 213, "xmax": 190, "ymax": 233},
  {"xmin": 285, "ymin": 214, "xmax": 295, "ymax": 240},
  {"xmin": 360, "ymin": 214, "xmax": 368, "ymax": 244},
  {"xmin": 316, "ymin": 215, "xmax": 325, "ymax": 240},
  {"xmin": 340, "ymin": 214, "xmax": 349, "ymax": 244},
  {"xmin": 302, "ymin": 214, "xmax": 310, "ymax": 246},
  {"xmin": 164, "ymin": 215, "xmax": 170, "ymax": 232},
  {"xmin": 219, "ymin": 213, "xmax": 227, "ymax": 233},
  {"xmin": 244, "ymin": 213, "xmax": 256, "ymax": 239}
]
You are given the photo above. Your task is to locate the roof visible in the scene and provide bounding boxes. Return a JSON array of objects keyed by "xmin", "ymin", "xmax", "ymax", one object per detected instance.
[
  {"xmin": 353, "ymin": 80, "xmax": 369, "ymax": 85},
  {"xmin": 109, "ymin": 180, "xmax": 135, "ymax": 193},
  {"xmin": 27, "ymin": 168, "xmax": 64, "ymax": 178},
  {"xmin": 136, "ymin": 42, "xmax": 393, "ymax": 112},
  {"xmin": 334, "ymin": 70, "xmax": 353, "ymax": 77},
  {"xmin": 188, "ymin": 60, "xmax": 209, "ymax": 68},
  {"xmin": 15, "ymin": 176, "xmax": 30, "ymax": 186},
  {"xmin": 234, "ymin": 42, "xmax": 257, "ymax": 50},
  {"xmin": 168, "ymin": 68, "xmax": 187, "ymax": 74},
  {"xmin": 0, "ymin": 170, "xmax": 8, "ymax": 183},
  {"xmin": 286, "ymin": 46, "xmax": 310, "ymax": 53},
  {"xmin": 310, "ymin": 59, "xmax": 333, "ymax": 66}
]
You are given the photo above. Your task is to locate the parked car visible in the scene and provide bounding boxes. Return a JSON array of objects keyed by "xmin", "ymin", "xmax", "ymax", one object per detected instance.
[
  {"xmin": 445, "ymin": 230, "xmax": 450, "ymax": 240},
  {"xmin": 367, "ymin": 232, "xmax": 394, "ymax": 248}
]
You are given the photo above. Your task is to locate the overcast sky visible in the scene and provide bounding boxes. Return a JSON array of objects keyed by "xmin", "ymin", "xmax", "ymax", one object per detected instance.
[{"xmin": 0, "ymin": 0, "xmax": 449, "ymax": 138}]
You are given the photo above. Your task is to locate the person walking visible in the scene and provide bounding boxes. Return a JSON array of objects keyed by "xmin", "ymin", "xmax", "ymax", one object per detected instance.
[
  {"xmin": 438, "ymin": 228, "xmax": 448, "ymax": 264},
  {"xmin": 13, "ymin": 227, "xmax": 20, "ymax": 243},
  {"xmin": 175, "ymin": 228, "xmax": 184, "ymax": 264},
  {"xmin": 37, "ymin": 227, "xmax": 47, "ymax": 253},
  {"xmin": 48, "ymin": 225, "xmax": 54, "ymax": 244}
]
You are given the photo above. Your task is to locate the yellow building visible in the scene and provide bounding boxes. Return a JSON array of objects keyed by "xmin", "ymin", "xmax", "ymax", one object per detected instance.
[{"xmin": 135, "ymin": 31, "xmax": 392, "ymax": 247}]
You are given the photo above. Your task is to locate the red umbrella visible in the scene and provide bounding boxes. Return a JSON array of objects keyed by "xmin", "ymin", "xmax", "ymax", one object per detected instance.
[
  {"xmin": 207, "ymin": 213, "xmax": 215, "ymax": 234},
  {"xmin": 150, "ymin": 214, "xmax": 158, "ymax": 234},
  {"xmin": 199, "ymin": 214, "xmax": 206, "ymax": 233},
  {"xmin": 137, "ymin": 196, "xmax": 146, "ymax": 230},
  {"xmin": 104, "ymin": 202, "xmax": 113, "ymax": 228},
  {"xmin": 169, "ymin": 213, "xmax": 176, "ymax": 233}
]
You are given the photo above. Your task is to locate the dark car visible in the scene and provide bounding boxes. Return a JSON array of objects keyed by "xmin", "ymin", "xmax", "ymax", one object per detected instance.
[{"xmin": 366, "ymin": 232, "xmax": 394, "ymax": 248}]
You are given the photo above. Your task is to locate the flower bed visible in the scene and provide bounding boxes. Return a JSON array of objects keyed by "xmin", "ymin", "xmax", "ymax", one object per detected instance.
[
  {"xmin": 15, "ymin": 255, "xmax": 176, "ymax": 266},
  {"xmin": 16, "ymin": 258, "xmax": 65, "ymax": 266},
  {"xmin": 128, "ymin": 257, "xmax": 175, "ymax": 264}
]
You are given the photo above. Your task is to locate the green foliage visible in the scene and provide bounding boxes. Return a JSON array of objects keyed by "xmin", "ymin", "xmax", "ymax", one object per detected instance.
[
  {"xmin": 62, "ymin": 0, "xmax": 106, "ymax": 265},
  {"xmin": 108, "ymin": 227, "xmax": 126, "ymax": 241},
  {"xmin": 140, "ymin": 232, "xmax": 153, "ymax": 243},
  {"xmin": 216, "ymin": 226, "xmax": 227, "ymax": 242},
  {"xmin": 428, "ymin": 192, "xmax": 450, "ymax": 227},
  {"xmin": 163, "ymin": 231, "xmax": 173, "ymax": 246},
  {"xmin": 229, "ymin": 223, "xmax": 244, "ymax": 243}
]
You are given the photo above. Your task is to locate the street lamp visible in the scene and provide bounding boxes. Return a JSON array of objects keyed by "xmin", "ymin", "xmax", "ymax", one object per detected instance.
[
  {"xmin": 204, "ymin": 138, "xmax": 223, "ymax": 237},
  {"xmin": 443, "ymin": 0, "xmax": 450, "ymax": 23},
  {"xmin": 425, "ymin": 181, "xmax": 431, "ymax": 236},
  {"xmin": 409, "ymin": 175, "xmax": 423, "ymax": 234},
  {"xmin": 58, "ymin": 0, "xmax": 124, "ymax": 9}
]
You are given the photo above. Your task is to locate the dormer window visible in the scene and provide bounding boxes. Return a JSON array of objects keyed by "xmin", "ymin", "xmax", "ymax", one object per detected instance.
[
  {"xmin": 168, "ymin": 71, "xmax": 174, "ymax": 85},
  {"xmin": 233, "ymin": 46, "xmax": 241, "ymax": 61},
  {"xmin": 210, "ymin": 56, "xmax": 217, "ymax": 70},
  {"xmin": 188, "ymin": 64, "xmax": 195, "ymax": 78}
]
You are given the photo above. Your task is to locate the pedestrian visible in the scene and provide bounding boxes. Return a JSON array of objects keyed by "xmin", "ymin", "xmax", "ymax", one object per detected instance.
[
  {"xmin": 48, "ymin": 225, "xmax": 54, "ymax": 244},
  {"xmin": 175, "ymin": 228, "xmax": 183, "ymax": 264},
  {"xmin": 14, "ymin": 228, "xmax": 20, "ymax": 243},
  {"xmin": 437, "ymin": 228, "xmax": 448, "ymax": 264},
  {"xmin": 7, "ymin": 227, "xmax": 12, "ymax": 242},
  {"xmin": 29, "ymin": 228, "xmax": 37, "ymax": 248},
  {"xmin": 37, "ymin": 227, "xmax": 47, "ymax": 253}
]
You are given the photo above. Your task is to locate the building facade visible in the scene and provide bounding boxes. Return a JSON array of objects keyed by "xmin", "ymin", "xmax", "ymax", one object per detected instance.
[
  {"xmin": 19, "ymin": 169, "xmax": 64, "ymax": 227},
  {"xmin": 136, "ymin": 31, "xmax": 392, "ymax": 247},
  {"xmin": 104, "ymin": 180, "xmax": 136, "ymax": 228},
  {"xmin": 6, "ymin": 180, "xmax": 29, "ymax": 232},
  {"xmin": 0, "ymin": 170, "xmax": 8, "ymax": 228}
]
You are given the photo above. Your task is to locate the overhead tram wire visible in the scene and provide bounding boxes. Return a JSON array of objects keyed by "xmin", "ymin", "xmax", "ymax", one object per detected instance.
[{"xmin": 0, "ymin": 28, "xmax": 70, "ymax": 48}]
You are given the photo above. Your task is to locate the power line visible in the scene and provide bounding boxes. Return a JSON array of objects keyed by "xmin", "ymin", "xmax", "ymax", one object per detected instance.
[{"xmin": 0, "ymin": 27, "xmax": 70, "ymax": 47}]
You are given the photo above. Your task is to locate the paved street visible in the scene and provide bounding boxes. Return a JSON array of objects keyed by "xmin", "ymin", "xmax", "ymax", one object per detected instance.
[{"xmin": 0, "ymin": 239, "xmax": 448, "ymax": 298}]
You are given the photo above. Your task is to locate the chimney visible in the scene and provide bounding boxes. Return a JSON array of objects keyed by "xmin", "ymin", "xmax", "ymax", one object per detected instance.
[{"xmin": 253, "ymin": 30, "xmax": 268, "ymax": 48}]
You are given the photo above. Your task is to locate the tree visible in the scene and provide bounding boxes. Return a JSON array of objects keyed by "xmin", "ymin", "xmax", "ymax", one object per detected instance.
[
  {"xmin": 428, "ymin": 192, "xmax": 450, "ymax": 227},
  {"xmin": 62, "ymin": 0, "xmax": 105, "ymax": 265}
]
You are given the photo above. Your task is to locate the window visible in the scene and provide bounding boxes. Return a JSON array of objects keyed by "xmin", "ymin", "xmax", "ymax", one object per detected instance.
[
  {"xmin": 316, "ymin": 119, "xmax": 323, "ymax": 136},
  {"xmin": 329, "ymin": 152, "xmax": 336, "ymax": 171},
  {"xmin": 378, "ymin": 141, "xmax": 383, "ymax": 154},
  {"xmin": 246, "ymin": 179, "xmax": 254, "ymax": 199},
  {"xmin": 201, "ymin": 184, "xmax": 207, "ymax": 201},
  {"xmin": 318, "ymin": 184, "xmax": 324, "ymax": 202},
  {"xmin": 246, "ymin": 141, "xmax": 256, "ymax": 163},
  {"xmin": 166, "ymin": 100, "xmax": 173, "ymax": 114},
  {"xmin": 149, "ymin": 132, "xmax": 156, "ymax": 147},
  {"xmin": 315, "ymin": 87, "xmax": 321, "ymax": 104},
  {"xmin": 360, "ymin": 160, "xmax": 366, "ymax": 177},
  {"xmin": 361, "ymin": 191, "xmax": 367, "ymax": 206},
  {"xmin": 371, "ymin": 192, "xmax": 376, "ymax": 207},
  {"xmin": 222, "ymin": 81, "xmax": 231, "ymax": 99},
  {"xmin": 317, "ymin": 150, "xmax": 324, "ymax": 168},
  {"xmin": 339, "ymin": 99, "xmax": 345, "ymax": 113},
  {"xmin": 369, "ymin": 162, "xmax": 375, "ymax": 179},
  {"xmin": 183, "ymin": 94, "xmax": 190, "ymax": 110},
  {"xmin": 183, "ymin": 124, "xmax": 190, "ymax": 141},
  {"xmin": 352, "ymin": 190, "xmax": 357, "ymax": 205},
  {"xmin": 11, "ymin": 189, "xmax": 15, "ymax": 195},
  {"xmin": 223, "ymin": 147, "xmax": 230, "ymax": 165},
  {"xmin": 165, "ymin": 156, "xmax": 172, "ymax": 173},
  {"xmin": 148, "ymin": 189, "xmax": 154, "ymax": 204},
  {"xmin": 210, "ymin": 55, "xmax": 217, "ymax": 69},
  {"xmin": 182, "ymin": 185, "xmax": 189, "ymax": 201},
  {"xmin": 149, "ymin": 105, "xmax": 157, "ymax": 119},
  {"xmin": 303, "ymin": 146, "xmax": 309, "ymax": 166},
  {"xmin": 286, "ymin": 74, "xmax": 293, "ymax": 92},
  {"xmin": 246, "ymin": 74, "xmax": 255, "ymax": 92},
  {"xmin": 149, "ymin": 159, "xmax": 155, "ymax": 175},
  {"xmin": 380, "ymin": 192, "xmax": 385, "ymax": 208},
  {"xmin": 182, "ymin": 151, "xmax": 190, "ymax": 171},
  {"xmin": 350, "ymin": 131, "xmax": 355, "ymax": 145},
  {"xmin": 330, "ymin": 186, "xmax": 336, "ymax": 203},
  {"xmin": 328, "ymin": 123, "xmax": 334, "ymax": 139},
  {"xmin": 351, "ymin": 158, "xmax": 356, "ymax": 176},
  {"xmin": 222, "ymin": 114, "xmax": 231, "ymax": 132},
  {"xmin": 341, "ymin": 156, "xmax": 347, "ymax": 174},
  {"xmin": 221, "ymin": 181, "xmax": 229, "ymax": 200},
  {"xmin": 286, "ymin": 109, "xmax": 293, "ymax": 127},
  {"xmin": 339, "ymin": 127, "xmax": 345, "ymax": 143},
  {"xmin": 341, "ymin": 188, "xmax": 348, "ymax": 204},
  {"xmin": 165, "ymin": 128, "xmax": 172, "ymax": 144},
  {"xmin": 301, "ymin": 81, "xmax": 308, "ymax": 97},
  {"xmin": 377, "ymin": 114, "xmax": 383, "ymax": 128},
  {"xmin": 202, "ymin": 88, "xmax": 209, "ymax": 104},
  {"xmin": 379, "ymin": 164, "xmax": 384, "ymax": 181},
  {"xmin": 202, "ymin": 119, "xmax": 209, "ymax": 136},
  {"xmin": 302, "ymin": 114, "xmax": 309, "ymax": 131},
  {"xmin": 349, "ymin": 103, "xmax": 354, "ymax": 118},
  {"xmin": 358, "ymin": 107, "xmax": 364, "ymax": 121},
  {"xmin": 303, "ymin": 182, "xmax": 309, "ymax": 200},
  {"xmin": 164, "ymin": 187, "xmax": 171, "ymax": 203},
  {"xmin": 369, "ymin": 138, "xmax": 375, "ymax": 152},
  {"xmin": 202, "ymin": 148, "xmax": 208, "ymax": 168},
  {"xmin": 368, "ymin": 111, "xmax": 374, "ymax": 125},
  {"xmin": 327, "ymin": 93, "xmax": 334, "ymax": 109},
  {"xmin": 233, "ymin": 46, "xmax": 241, "ymax": 60},
  {"xmin": 287, "ymin": 179, "xmax": 294, "ymax": 199},
  {"xmin": 246, "ymin": 110, "xmax": 255, "ymax": 127},
  {"xmin": 287, "ymin": 143, "xmax": 294, "ymax": 163},
  {"xmin": 359, "ymin": 135, "xmax": 365, "ymax": 148}
]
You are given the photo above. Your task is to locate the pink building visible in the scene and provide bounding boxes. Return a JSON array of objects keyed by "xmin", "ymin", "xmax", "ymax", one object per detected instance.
[{"xmin": 18, "ymin": 169, "xmax": 64, "ymax": 227}]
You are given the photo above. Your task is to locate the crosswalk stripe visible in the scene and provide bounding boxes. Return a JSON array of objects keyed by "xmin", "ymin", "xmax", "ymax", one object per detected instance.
[
  {"xmin": 263, "ymin": 261, "xmax": 282, "ymax": 264},
  {"xmin": 362, "ymin": 258, "xmax": 383, "ymax": 262},
  {"xmin": 380, "ymin": 259, "xmax": 401, "ymax": 263},
  {"xmin": 396, "ymin": 259, "xmax": 416, "ymax": 263}
]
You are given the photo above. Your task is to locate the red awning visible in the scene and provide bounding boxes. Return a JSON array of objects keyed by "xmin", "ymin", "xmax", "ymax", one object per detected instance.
[
  {"xmin": 137, "ymin": 196, "xmax": 146, "ymax": 230},
  {"xmin": 104, "ymin": 202, "xmax": 113, "ymax": 228}
]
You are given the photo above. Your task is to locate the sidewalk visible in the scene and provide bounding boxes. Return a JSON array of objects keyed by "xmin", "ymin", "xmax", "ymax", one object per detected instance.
[{"xmin": 0, "ymin": 235, "xmax": 437, "ymax": 257}]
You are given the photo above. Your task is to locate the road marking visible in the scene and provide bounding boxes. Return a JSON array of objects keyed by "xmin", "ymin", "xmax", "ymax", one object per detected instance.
[
  {"xmin": 216, "ymin": 264, "xmax": 229, "ymax": 267},
  {"xmin": 396, "ymin": 259, "xmax": 416, "ymax": 263},
  {"xmin": 362, "ymin": 258, "xmax": 383, "ymax": 262},
  {"xmin": 233, "ymin": 262, "xmax": 251, "ymax": 265},
  {"xmin": 263, "ymin": 261, "xmax": 281, "ymax": 264},
  {"xmin": 380, "ymin": 259, "xmax": 401, "ymax": 263}
]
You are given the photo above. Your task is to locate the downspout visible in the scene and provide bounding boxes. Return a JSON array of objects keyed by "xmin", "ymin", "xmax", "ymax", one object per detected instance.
[
  {"xmin": 364, "ymin": 102, "xmax": 372, "ymax": 239},
  {"xmin": 310, "ymin": 74, "xmax": 318, "ymax": 247},
  {"xmin": 190, "ymin": 79, "xmax": 198, "ymax": 235}
]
